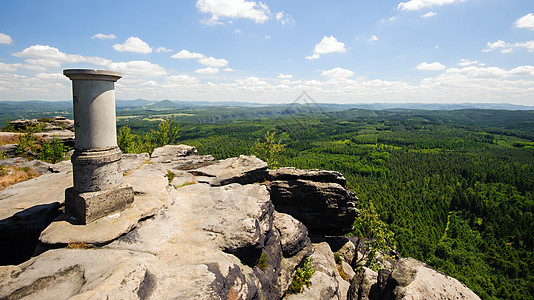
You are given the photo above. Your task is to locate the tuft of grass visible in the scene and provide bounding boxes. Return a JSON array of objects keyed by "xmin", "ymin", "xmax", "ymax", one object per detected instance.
[
  {"xmin": 334, "ymin": 252, "xmax": 343, "ymax": 265},
  {"xmin": 0, "ymin": 166, "xmax": 39, "ymax": 191},
  {"xmin": 167, "ymin": 170, "xmax": 176, "ymax": 184},
  {"xmin": 287, "ymin": 257, "xmax": 315, "ymax": 294},
  {"xmin": 256, "ymin": 253, "xmax": 269, "ymax": 270},
  {"xmin": 174, "ymin": 181, "xmax": 196, "ymax": 188},
  {"xmin": 66, "ymin": 242, "xmax": 91, "ymax": 249}
]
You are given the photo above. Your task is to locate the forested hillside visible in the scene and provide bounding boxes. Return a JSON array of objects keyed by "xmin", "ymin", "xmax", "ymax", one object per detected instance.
[{"xmin": 143, "ymin": 108, "xmax": 534, "ymax": 300}]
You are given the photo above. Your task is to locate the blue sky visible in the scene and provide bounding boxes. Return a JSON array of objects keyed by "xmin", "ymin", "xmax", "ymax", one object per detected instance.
[{"xmin": 0, "ymin": 0, "xmax": 533, "ymax": 104}]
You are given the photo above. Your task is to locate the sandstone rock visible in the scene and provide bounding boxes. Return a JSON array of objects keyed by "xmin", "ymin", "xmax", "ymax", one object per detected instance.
[
  {"xmin": 347, "ymin": 266, "xmax": 378, "ymax": 300},
  {"xmin": 121, "ymin": 153, "xmax": 150, "ymax": 174},
  {"xmin": 150, "ymin": 145, "xmax": 214, "ymax": 170},
  {"xmin": 35, "ymin": 130, "xmax": 75, "ymax": 147},
  {"xmin": 383, "ymin": 257, "xmax": 480, "ymax": 300},
  {"xmin": 342, "ymin": 261, "xmax": 355, "ymax": 280},
  {"xmin": 39, "ymin": 163, "xmax": 169, "ymax": 245},
  {"xmin": 0, "ymin": 144, "xmax": 17, "ymax": 157},
  {"xmin": 269, "ymin": 167, "xmax": 347, "ymax": 186},
  {"xmin": 268, "ymin": 179, "xmax": 358, "ymax": 235},
  {"xmin": 286, "ymin": 242, "xmax": 350, "ymax": 300},
  {"xmin": 190, "ymin": 155, "xmax": 268, "ymax": 186},
  {"xmin": 274, "ymin": 211, "xmax": 311, "ymax": 257},
  {"xmin": 326, "ymin": 236, "xmax": 358, "ymax": 265}
]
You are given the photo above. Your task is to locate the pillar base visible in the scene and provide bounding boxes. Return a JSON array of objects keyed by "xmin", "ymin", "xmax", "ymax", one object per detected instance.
[{"xmin": 65, "ymin": 185, "xmax": 134, "ymax": 224}]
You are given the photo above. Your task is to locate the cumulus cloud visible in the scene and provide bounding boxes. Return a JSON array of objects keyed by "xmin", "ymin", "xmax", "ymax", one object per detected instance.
[
  {"xmin": 196, "ymin": 0, "xmax": 271, "ymax": 25},
  {"xmin": 198, "ymin": 56, "xmax": 228, "ymax": 67},
  {"xmin": 278, "ymin": 74, "xmax": 293, "ymax": 79},
  {"xmin": 321, "ymin": 67, "xmax": 354, "ymax": 79},
  {"xmin": 398, "ymin": 0, "xmax": 466, "ymax": 11},
  {"xmin": 108, "ymin": 60, "xmax": 167, "ymax": 76},
  {"xmin": 421, "ymin": 11, "xmax": 437, "ymax": 18},
  {"xmin": 155, "ymin": 47, "xmax": 173, "ymax": 53},
  {"xmin": 306, "ymin": 36, "xmax": 346, "ymax": 60},
  {"xmin": 515, "ymin": 13, "xmax": 534, "ymax": 30},
  {"xmin": 458, "ymin": 59, "xmax": 484, "ymax": 67},
  {"xmin": 483, "ymin": 40, "xmax": 534, "ymax": 53},
  {"xmin": 224, "ymin": 68, "xmax": 234, "ymax": 72},
  {"xmin": 171, "ymin": 50, "xmax": 206, "ymax": 59},
  {"xmin": 113, "ymin": 37, "xmax": 152, "ymax": 54},
  {"xmin": 445, "ymin": 65, "xmax": 534, "ymax": 78},
  {"xmin": 195, "ymin": 67, "xmax": 220, "ymax": 74},
  {"xmin": 13, "ymin": 45, "xmax": 111, "ymax": 68},
  {"xmin": 416, "ymin": 62, "xmax": 446, "ymax": 71},
  {"xmin": 92, "ymin": 33, "xmax": 116, "ymax": 40},
  {"xmin": 0, "ymin": 33, "xmax": 13, "ymax": 44},
  {"xmin": 0, "ymin": 62, "xmax": 19, "ymax": 71},
  {"xmin": 165, "ymin": 75, "xmax": 200, "ymax": 85}
]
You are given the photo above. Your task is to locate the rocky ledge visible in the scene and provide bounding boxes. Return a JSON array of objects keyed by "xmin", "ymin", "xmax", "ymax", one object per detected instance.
[{"xmin": 0, "ymin": 145, "xmax": 480, "ymax": 299}]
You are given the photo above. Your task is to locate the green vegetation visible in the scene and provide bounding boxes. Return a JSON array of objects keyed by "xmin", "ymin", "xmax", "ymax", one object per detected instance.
[
  {"xmin": 164, "ymin": 108, "xmax": 533, "ymax": 300},
  {"xmin": 117, "ymin": 116, "xmax": 180, "ymax": 155},
  {"xmin": 252, "ymin": 131, "xmax": 286, "ymax": 168},
  {"xmin": 166, "ymin": 170, "xmax": 176, "ymax": 184},
  {"xmin": 38, "ymin": 139, "xmax": 67, "ymax": 163},
  {"xmin": 288, "ymin": 257, "xmax": 315, "ymax": 294},
  {"xmin": 15, "ymin": 132, "xmax": 36, "ymax": 155},
  {"xmin": 256, "ymin": 253, "xmax": 269, "ymax": 270}
]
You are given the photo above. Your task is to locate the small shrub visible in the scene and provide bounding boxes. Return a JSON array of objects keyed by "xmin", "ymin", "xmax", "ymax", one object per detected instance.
[
  {"xmin": 37, "ymin": 117, "xmax": 51, "ymax": 123},
  {"xmin": 15, "ymin": 132, "xmax": 36, "ymax": 155},
  {"xmin": 0, "ymin": 151, "xmax": 7, "ymax": 160},
  {"xmin": 256, "ymin": 253, "xmax": 269, "ymax": 270},
  {"xmin": 287, "ymin": 257, "xmax": 315, "ymax": 294},
  {"xmin": 38, "ymin": 138, "xmax": 67, "ymax": 163},
  {"xmin": 334, "ymin": 252, "xmax": 343, "ymax": 265}
]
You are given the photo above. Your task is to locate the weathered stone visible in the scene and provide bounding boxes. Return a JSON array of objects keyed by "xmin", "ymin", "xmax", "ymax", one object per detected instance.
[
  {"xmin": 347, "ymin": 267, "xmax": 378, "ymax": 300},
  {"xmin": 383, "ymin": 257, "xmax": 480, "ymax": 300},
  {"xmin": 268, "ymin": 179, "xmax": 358, "ymax": 235},
  {"xmin": 150, "ymin": 145, "xmax": 215, "ymax": 170},
  {"xmin": 35, "ymin": 130, "xmax": 75, "ymax": 147},
  {"xmin": 65, "ymin": 184, "xmax": 134, "ymax": 224},
  {"xmin": 287, "ymin": 242, "xmax": 350, "ymax": 300},
  {"xmin": 121, "ymin": 153, "xmax": 150, "ymax": 174},
  {"xmin": 274, "ymin": 211, "xmax": 311, "ymax": 257},
  {"xmin": 269, "ymin": 167, "xmax": 347, "ymax": 186},
  {"xmin": 342, "ymin": 261, "xmax": 355, "ymax": 280},
  {"xmin": 190, "ymin": 155, "xmax": 268, "ymax": 186}
]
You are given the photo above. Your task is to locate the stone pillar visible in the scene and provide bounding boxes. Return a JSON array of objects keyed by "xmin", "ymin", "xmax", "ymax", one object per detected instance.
[{"xmin": 63, "ymin": 69, "xmax": 134, "ymax": 224}]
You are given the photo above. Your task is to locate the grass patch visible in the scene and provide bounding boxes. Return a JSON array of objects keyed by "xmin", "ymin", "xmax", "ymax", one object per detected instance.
[
  {"xmin": 0, "ymin": 166, "xmax": 39, "ymax": 191},
  {"xmin": 256, "ymin": 253, "xmax": 269, "ymax": 270}
]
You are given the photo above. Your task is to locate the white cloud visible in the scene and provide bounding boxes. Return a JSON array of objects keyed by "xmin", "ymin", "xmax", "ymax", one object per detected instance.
[
  {"xmin": 321, "ymin": 67, "xmax": 354, "ymax": 79},
  {"xmin": 112, "ymin": 37, "xmax": 152, "ymax": 54},
  {"xmin": 421, "ymin": 11, "xmax": 437, "ymax": 18},
  {"xmin": 92, "ymin": 33, "xmax": 116, "ymax": 40},
  {"xmin": 195, "ymin": 67, "xmax": 220, "ymax": 74},
  {"xmin": 275, "ymin": 11, "xmax": 295, "ymax": 25},
  {"xmin": 196, "ymin": 0, "xmax": 271, "ymax": 25},
  {"xmin": 483, "ymin": 40, "xmax": 534, "ymax": 53},
  {"xmin": 13, "ymin": 44, "xmax": 111, "ymax": 67},
  {"xmin": 224, "ymin": 68, "xmax": 234, "ymax": 72},
  {"xmin": 164, "ymin": 75, "xmax": 200, "ymax": 85},
  {"xmin": 108, "ymin": 60, "xmax": 167, "ymax": 76},
  {"xmin": 458, "ymin": 59, "xmax": 484, "ymax": 67},
  {"xmin": 306, "ymin": 36, "xmax": 346, "ymax": 60},
  {"xmin": 398, "ymin": 0, "xmax": 466, "ymax": 11},
  {"xmin": 198, "ymin": 56, "xmax": 228, "ymax": 67},
  {"xmin": 369, "ymin": 35, "xmax": 379, "ymax": 42},
  {"xmin": 236, "ymin": 76, "xmax": 268, "ymax": 86},
  {"xmin": 515, "ymin": 13, "xmax": 534, "ymax": 31},
  {"xmin": 278, "ymin": 74, "xmax": 293, "ymax": 79},
  {"xmin": 155, "ymin": 47, "xmax": 173, "ymax": 53},
  {"xmin": 0, "ymin": 33, "xmax": 13, "ymax": 44},
  {"xmin": 234, "ymin": 29, "xmax": 243, "ymax": 35},
  {"xmin": 445, "ymin": 65, "xmax": 534, "ymax": 78},
  {"xmin": 36, "ymin": 73, "xmax": 70, "ymax": 82},
  {"xmin": 0, "ymin": 62, "xmax": 19, "ymax": 71},
  {"xmin": 265, "ymin": 35, "xmax": 271, "ymax": 39},
  {"xmin": 416, "ymin": 62, "xmax": 446, "ymax": 71},
  {"xmin": 171, "ymin": 50, "xmax": 206, "ymax": 59}
]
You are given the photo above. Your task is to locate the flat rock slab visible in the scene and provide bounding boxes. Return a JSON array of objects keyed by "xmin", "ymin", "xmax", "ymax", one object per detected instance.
[
  {"xmin": 190, "ymin": 155, "xmax": 268, "ymax": 186},
  {"xmin": 39, "ymin": 164, "xmax": 169, "ymax": 245},
  {"xmin": 150, "ymin": 145, "xmax": 215, "ymax": 170},
  {"xmin": 269, "ymin": 167, "xmax": 347, "ymax": 186}
]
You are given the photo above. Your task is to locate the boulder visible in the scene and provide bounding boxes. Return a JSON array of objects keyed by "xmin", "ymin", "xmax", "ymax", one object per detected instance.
[
  {"xmin": 347, "ymin": 267, "xmax": 379, "ymax": 300},
  {"xmin": 274, "ymin": 211, "xmax": 311, "ymax": 257},
  {"xmin": 35, "ymin": 130, "xmax": 75, "ymax": 147},
  {"xmin": 150, "ymin": 145, "xmax": 214, "ymax": 170},
  {"xmin": 286, "ymin": 242, "xmax": 349, "ymax": 300},
  {"xmin": 269, "ymin": 167, "xmax": 347, "ymax": 186},
  {"xmin": 190, "ymin": 155, "xmax": 268, "ymax": 186},
  {"xmin": 382, "ymin": 258, "xmax": 480, "ymax": 300},
  {"xmin": 268, "ymin": 179, "xmax": 358, "ymax": 235}
]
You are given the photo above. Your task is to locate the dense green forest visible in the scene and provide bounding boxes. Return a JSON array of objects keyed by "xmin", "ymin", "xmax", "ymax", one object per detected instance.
[{"xmin": 116, "ymin": 108, "xmax": 534, "ymax": 299}]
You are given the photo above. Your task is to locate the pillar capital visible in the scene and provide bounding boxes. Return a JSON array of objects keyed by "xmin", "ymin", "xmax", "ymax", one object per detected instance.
[{"xmin": 63, "ymin": 69, "xmax": 122, "ymax": 82}]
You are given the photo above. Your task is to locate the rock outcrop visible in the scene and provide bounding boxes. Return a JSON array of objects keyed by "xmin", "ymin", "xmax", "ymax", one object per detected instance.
[{"xmin": 0, "ymin": 145, "xmax": 481, "ymax": 299}]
